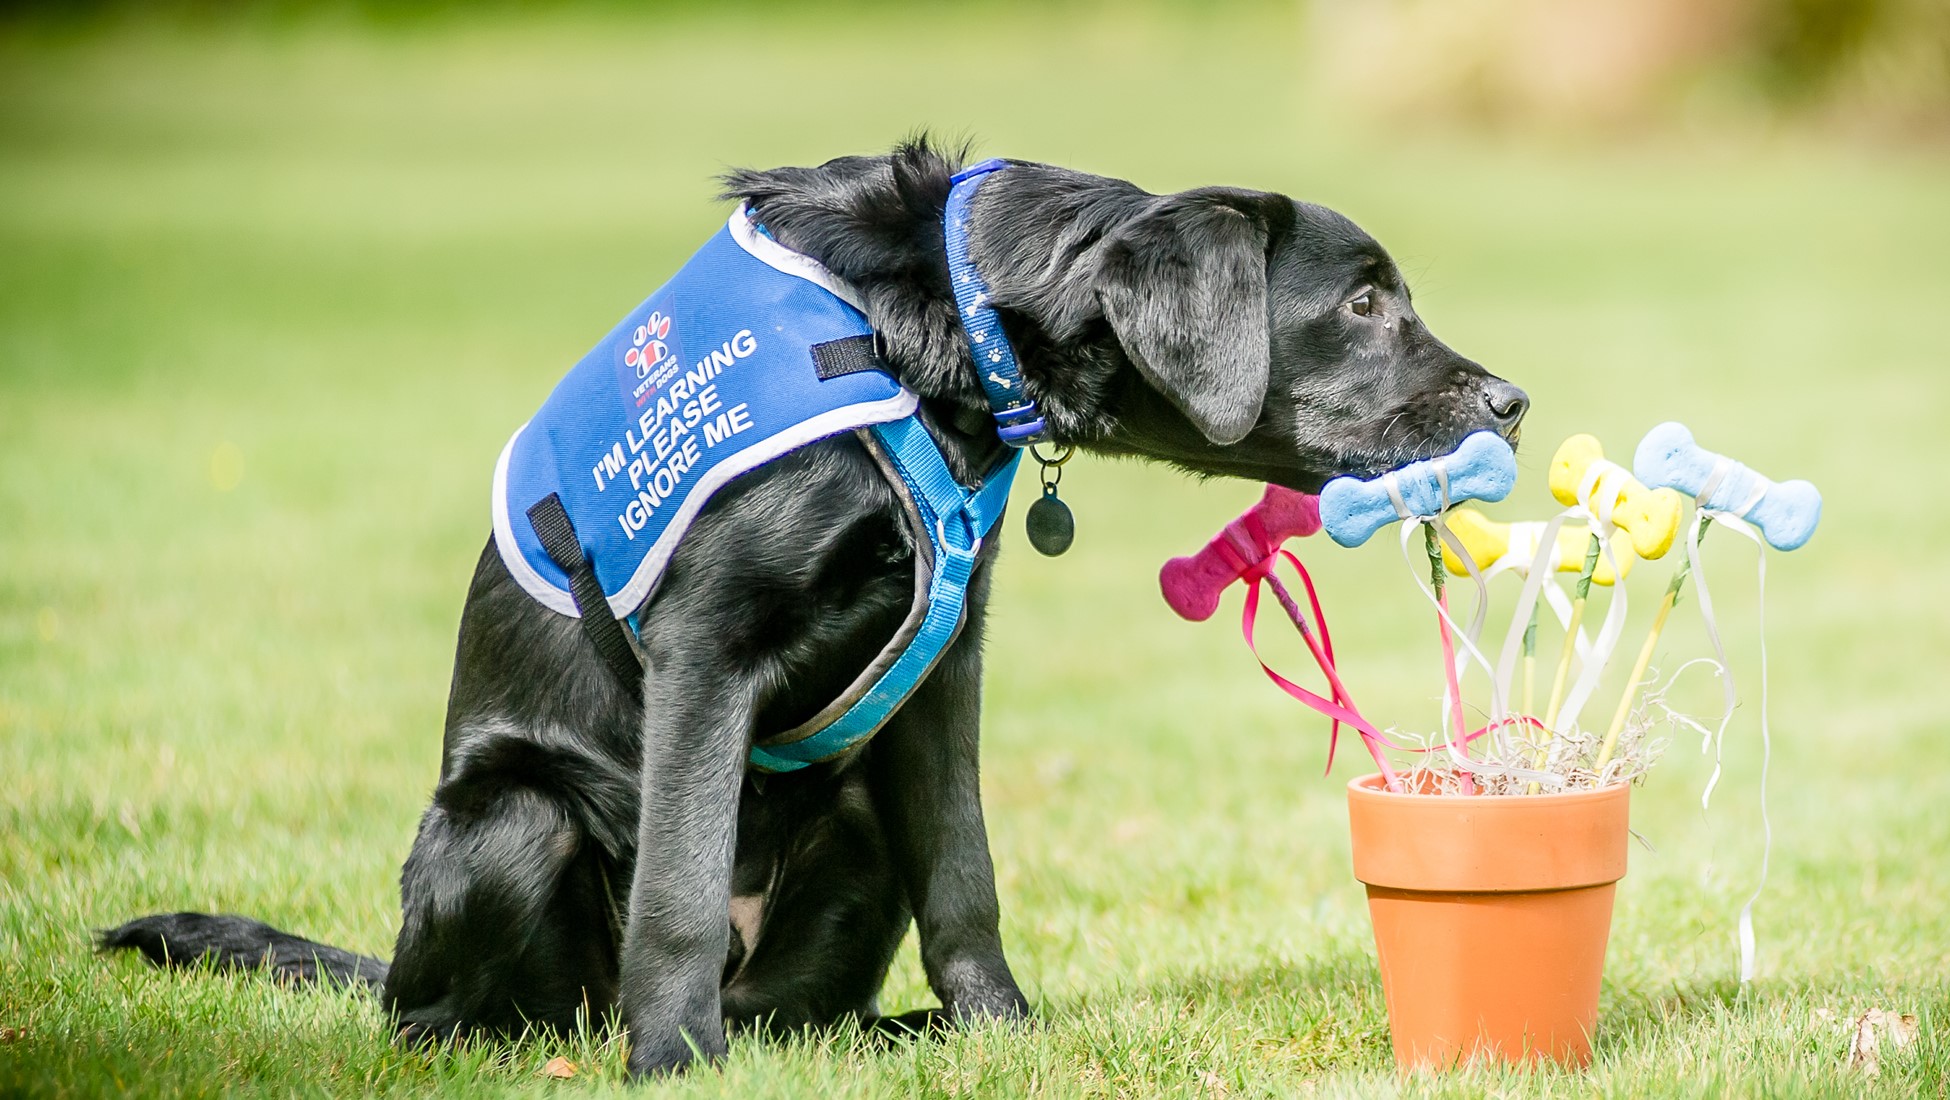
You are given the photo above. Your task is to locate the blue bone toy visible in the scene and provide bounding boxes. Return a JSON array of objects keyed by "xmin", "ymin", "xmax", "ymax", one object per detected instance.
[
  {"xmin": 1321, "ymin": 431, "xmax": 1519, "ymax": 548},
  {"xmin": 1632, "ymin": 422, "xmax": 1822, "ymax": 551}
]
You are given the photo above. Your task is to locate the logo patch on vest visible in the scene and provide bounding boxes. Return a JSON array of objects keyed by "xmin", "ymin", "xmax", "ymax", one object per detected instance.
[
  {"xmin": 598, "ymin": 326, "xmax": 763, "ymax": 543},
  {"xmin": 622, "ymin": 310, "xmax": 676, "ymax": 406}
]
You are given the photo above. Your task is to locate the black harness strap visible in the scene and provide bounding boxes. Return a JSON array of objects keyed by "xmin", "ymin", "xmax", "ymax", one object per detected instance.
[
  {"xmin": 810, "ymin": 334, "xmax": 887, "ymax": 381},
  {"xmin": 526, "ymin": 492, "xmax": 644, "ymax": 694}
]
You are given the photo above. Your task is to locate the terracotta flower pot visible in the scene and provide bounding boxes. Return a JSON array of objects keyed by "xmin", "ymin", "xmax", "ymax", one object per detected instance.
[{"xmin": 1346, "ymin": 773, "xmax": 1630, "ymax": 1069}]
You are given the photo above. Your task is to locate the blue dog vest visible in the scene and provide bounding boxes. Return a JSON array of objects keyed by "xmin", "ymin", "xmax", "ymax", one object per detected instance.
[{"xmin": 493, "ymin": 194, "xmax": 1023, "ymax": 772}]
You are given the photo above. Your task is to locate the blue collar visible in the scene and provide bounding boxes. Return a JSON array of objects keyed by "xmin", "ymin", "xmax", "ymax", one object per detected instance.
[{"xmin": 943, "ymin": 158, "xmax": 1046, "ymax": 447}]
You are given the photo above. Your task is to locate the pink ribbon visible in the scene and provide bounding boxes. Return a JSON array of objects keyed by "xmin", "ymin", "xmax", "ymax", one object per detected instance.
[
  {"xmin": 1237, "ymin": 550, "xmax": 1402, "ymax": 791},
  {"xmin": 1236, "ymin": 550, "xmax": 1550, "ymax": 794}
]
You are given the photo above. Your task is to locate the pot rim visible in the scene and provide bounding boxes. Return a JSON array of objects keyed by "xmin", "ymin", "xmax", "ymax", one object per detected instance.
[
  {"xmin": 1345, "ymin": 771, "xmax": 1630, "ymax": 892},
  {"xmin": 1346, "ymin": 772, "xmax": 1629, "ymax": 805}
]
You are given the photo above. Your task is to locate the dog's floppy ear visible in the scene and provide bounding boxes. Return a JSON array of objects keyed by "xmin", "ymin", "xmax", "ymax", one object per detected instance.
[{"xmin": 1095, "ymin": 188, "xmax": 1280, "ymax": 445}]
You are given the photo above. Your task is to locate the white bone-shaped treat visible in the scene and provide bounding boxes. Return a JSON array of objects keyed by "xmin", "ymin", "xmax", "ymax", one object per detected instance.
[
  {"xmin": 1632, "ymin": 422, "xmax": 1823, "ymax": 551},
  {"xmin": 1320, "ymin": 431, "xmax": 1518, "ymax": 548}
]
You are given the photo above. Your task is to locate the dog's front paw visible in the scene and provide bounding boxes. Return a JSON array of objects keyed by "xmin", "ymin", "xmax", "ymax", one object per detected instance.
[
  {"xmin": 929, "ymin": 955, "xmax": 1032, "ymax": 1021},
  {"xmin": 625, "ymin": 1025, "xmax": 724, "ymax": 1079},
  {"xmin": 940, "ymin": 971, "xmax": 1032, "ymax": 1025},
  {"xmin": 625, "ymin": 1041, "xmax": 701, "ymax": 1079},
  {"xmin": 392, "ymin": 1013, "xmax": 466, "ymax": 1049},
  {"xmin": 947, "ymin": 993, "xmax": 1032, "ymax": 1027}
]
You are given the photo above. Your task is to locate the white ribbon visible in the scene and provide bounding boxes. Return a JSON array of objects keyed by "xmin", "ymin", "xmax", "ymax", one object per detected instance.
[
  {"xmin": 1553, "ymin": 460, "xmax": 1635, "ymax": 732},
  {"xmin": 1686, "ymin": 457, "xmax": 1774, "ymax": 983},
  {"xmin": 1484, "ymin": 521, "xmax": 1601, "ymax": 718},
  {"xmin": 1493, "ymin": 510, "xmax": 1574, "ymax": 721},
  {"xmin": 1490, "ymin": 459, "xmax": 1637, "ymax": 734}
]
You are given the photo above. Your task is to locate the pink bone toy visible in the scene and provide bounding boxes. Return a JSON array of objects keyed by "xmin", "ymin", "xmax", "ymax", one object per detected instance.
[
  {"xmin": 1160, "ymin": 485, "xmax": 1323, "ymax": 621},
  {"xmin": 1160, "ymin": 484, "xmax": 1402, "ymax": 790}
]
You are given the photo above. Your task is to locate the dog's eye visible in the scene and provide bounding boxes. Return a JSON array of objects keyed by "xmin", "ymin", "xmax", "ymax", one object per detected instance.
[{"xmin": 1348, "ymin": 292, "xmax": 1375, "ymax": 318}]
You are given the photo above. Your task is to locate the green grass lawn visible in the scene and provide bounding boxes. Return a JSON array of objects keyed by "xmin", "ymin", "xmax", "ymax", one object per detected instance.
[{"xmin": 3, "ymin": 8, "xmax": 1948, "ymax": 1097}]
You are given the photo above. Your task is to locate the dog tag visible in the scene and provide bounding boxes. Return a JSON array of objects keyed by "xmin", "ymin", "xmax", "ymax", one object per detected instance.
[{"xmin": 1026, "ymin": 486, "xmax": 1074, "ymax": 556}]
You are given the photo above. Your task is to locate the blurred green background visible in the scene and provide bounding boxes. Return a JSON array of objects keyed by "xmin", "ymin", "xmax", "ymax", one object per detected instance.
[{"xmin": 2, "ymin": 2, "xmax": 1947, "ymax": 1096}]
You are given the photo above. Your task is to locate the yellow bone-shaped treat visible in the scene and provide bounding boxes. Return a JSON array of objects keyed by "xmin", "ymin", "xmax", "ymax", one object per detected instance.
[
  {"xmin": 1439, "ymin": 507, "xmax": 1631, "ymax": 584},
  {"xmin": 1548, "ymin": 434, "xmax": 1685, "ymax": 559}
]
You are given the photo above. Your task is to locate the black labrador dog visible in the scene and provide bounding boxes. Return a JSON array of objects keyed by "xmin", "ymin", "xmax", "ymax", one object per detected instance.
[{"xmin": 105, "ymin": 139, "xmax": 1526, "ymax": 1077}]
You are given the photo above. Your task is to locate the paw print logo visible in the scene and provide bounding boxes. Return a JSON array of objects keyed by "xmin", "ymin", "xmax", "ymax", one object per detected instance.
[{"xmin": 625, "ymin": 311, "xmax": 673, "ymax": 380}]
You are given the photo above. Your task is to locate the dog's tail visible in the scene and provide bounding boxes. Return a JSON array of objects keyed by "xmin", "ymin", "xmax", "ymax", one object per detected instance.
[{"xmin": 98, "ymin": 912, "xmax": 389, "ymax": 992}]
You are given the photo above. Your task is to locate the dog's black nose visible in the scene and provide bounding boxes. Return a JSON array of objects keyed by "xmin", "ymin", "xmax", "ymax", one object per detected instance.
[{"xmin": 1483, "ymin": 381, "xmax": 1529, "ymax": 436}]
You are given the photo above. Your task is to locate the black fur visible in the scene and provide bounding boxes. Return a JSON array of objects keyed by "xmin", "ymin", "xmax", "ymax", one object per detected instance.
[
  {"xmin": 98, "ymin": 913, "xmax": 389, "ymax": 990},
  {"xmin": 103, "ymin": 138, "xmax": 1526, "ymax": 1077}
]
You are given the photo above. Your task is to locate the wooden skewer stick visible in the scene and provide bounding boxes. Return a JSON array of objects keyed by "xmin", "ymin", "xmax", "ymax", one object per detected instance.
[
  {"xmin": 1426, "ymin": 523, "xmax": 1475, "ymax": 795},
  {"xmin": 1530, "ymin": 532, "xmax": 1603, "ymax": 792},
  {"xmin": 1594, "ymin": 515, "xmax": 1713, "ymax": 773}
]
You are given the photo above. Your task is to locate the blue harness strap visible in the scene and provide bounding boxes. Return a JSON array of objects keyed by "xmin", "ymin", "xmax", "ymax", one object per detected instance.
[
  {"xmin": 746, "ymin": 420, "xmax": 1020, "ymax": 772},
  {"xmin": 744, "ymin": 160, "xmax": 1038, "ymax": 772}
]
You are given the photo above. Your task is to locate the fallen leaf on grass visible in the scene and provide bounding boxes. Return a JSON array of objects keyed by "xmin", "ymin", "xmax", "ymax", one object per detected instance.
[
  {"xmin": 0, "ymin": 1027, "xmax": 24, "ymax": 1043},
  {"xmin": 539, "ymin": 1056, "xmax": 578, "ymax": 1079},
  {"xmin": 1848, "ymin": 1008, "xmax": 1918, "ymax": 1078},
  {"xmin": 1197, "ymin": 1069, "xmax": 1229, "ymax": 1096}
]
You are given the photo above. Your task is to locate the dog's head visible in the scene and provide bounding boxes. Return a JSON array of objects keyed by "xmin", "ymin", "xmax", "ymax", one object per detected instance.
[
  {"xmin": 724, "ymin": 145, "xmax": 1525, "ymax": 492},
  {"xmin": 993, "ymin": 182, "xmax": 1527, "ymax": 493}
]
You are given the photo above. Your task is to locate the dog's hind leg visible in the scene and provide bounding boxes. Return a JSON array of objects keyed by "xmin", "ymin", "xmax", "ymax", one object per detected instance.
[
  {"xmin": 382, "ymin": 742, "xmax": 624, "ymax": 1044},
  {"xmin": 719, "ymin": 768, "xmax": 910, "ymax": 1035}
]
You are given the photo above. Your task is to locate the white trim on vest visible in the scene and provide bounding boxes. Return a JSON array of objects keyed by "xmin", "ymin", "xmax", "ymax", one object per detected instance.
[
  {"xmin": 492, "ymin": 421, "xmax": 580, "ymax": 618},
  {"xmin": 727, "ymin": 204, "xmax": 869, "ymax": 314}
]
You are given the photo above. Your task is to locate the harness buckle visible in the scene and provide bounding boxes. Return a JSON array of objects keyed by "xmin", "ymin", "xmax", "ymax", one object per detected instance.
[{"xmin": 935, "ymin": 507, "xmax": 983, "ymax": 558}]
